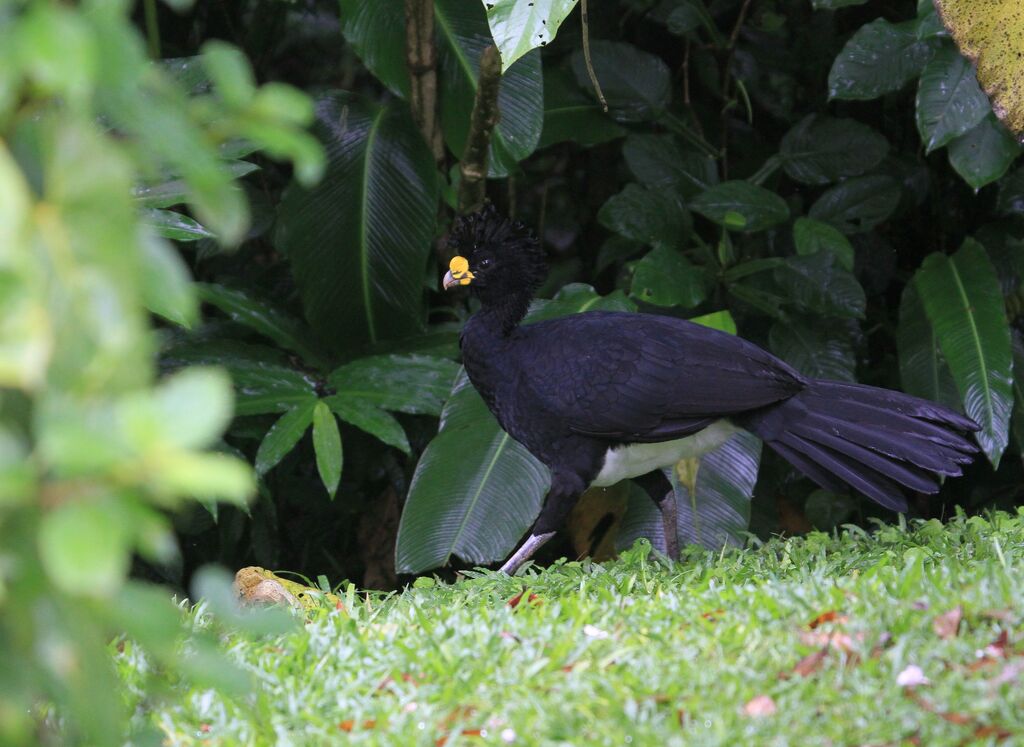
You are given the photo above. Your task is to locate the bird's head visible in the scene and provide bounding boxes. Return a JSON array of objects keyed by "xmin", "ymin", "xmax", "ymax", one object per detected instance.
[{"xmin": 442, "ymin": 205, "xmax": 547, "ymax": 305}]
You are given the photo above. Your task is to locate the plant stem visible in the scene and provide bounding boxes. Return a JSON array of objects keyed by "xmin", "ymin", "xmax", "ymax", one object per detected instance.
[
  {"xmin": 580, "ymin": 0, "xmax": 608, "ymax": 113},
  {"xmin": 144, "ymin": 0, "xmax": 161, "ymax": 59},
  {"xmin": 404, "ymin": 0, "xmax": 444, "ymax": 167},
  {"xmin": 457, "ymin": 45, "xmax": 502, "ymax": 215}
]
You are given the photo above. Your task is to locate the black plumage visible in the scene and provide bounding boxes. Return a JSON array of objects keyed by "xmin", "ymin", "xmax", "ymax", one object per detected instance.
[{"xmin": 443, "ymin": 206, "xmax": 979, "ymax": 574}]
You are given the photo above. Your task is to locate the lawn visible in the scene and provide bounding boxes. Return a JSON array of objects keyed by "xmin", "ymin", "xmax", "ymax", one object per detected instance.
[{"xmin": 123, "ymin": 511, "xmax": 1024, "ymax": 746}]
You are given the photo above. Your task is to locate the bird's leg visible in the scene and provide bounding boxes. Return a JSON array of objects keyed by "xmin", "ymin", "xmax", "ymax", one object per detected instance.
[
  {"xmin": 635, "ymin": 470, "xmax": 679, "ymax": 561},
  {"xmin": 499, "ymin": 472, "xmax": 583, "ymax": 575}
]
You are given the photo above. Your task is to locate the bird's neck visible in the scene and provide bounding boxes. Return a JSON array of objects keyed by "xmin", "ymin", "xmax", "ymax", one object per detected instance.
[{"xmin": 476, "ymin": 290, "xmax": 533, "ymax": 336}]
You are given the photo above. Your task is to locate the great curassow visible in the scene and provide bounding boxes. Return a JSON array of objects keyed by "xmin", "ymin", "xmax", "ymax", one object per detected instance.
[{"xmin": 443, "ymin": 206, "xmax": 980, "ymax": 575}]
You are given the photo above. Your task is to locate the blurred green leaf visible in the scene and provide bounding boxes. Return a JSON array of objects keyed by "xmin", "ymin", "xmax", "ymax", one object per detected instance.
[
  {"xmin": 325, "ymin": 396, "xmax": 411, "ymax": 454},
  {"xmin": 630, "ymin": 247, "xmax": 707, "ymax": 309},
  {"xmin": 327, "ymin": 354, "xmax": 460, "ymax": 417},
  {"xmin": 201, "ymin": 41, "xmax": 256, "ymax": 109},
  {"xmin": 255, "ymin": 400, "xmax": 316, "ymax": 475},
  {"xmin": 339, "ymin": 0, "xmax": 408, "ymax": 97},
  {"xmin": 133, "ymin": 160, "xmax": 259, "ymax": 209},
  {"xmin": 140, "ymin": 208, "xmax": 214, "ymax": 242},
  {"xmin": 948, "ymin": 115, "xmax": 1020, "ymax": 189},
  {"xmin": 898, "ymin": 283, "xmax": 960, "ymax": 409},
  {"xmin": 915, "ymin": 44, "xmax": 991, "ymax": 153},
  {"xmin": 276, "ymin": 93, "xmax": 437, "ymax": 351},
  {"xmin": 570, "ymin": 41, "xmax": 671, "ymax": 123},
  {"xmin": 809, "ymin": 175, "xmax": 900, "ymax": 234},
  {"xmin": 780, "ymin": 115, "xmax": 889, "ymax": 185},
  {"xmin": 828, "ymin": 18, "xmax": 936, "ymax": 100},
  {"xmin": 436, "ymin": 0, "xmax": 543, "ymax": 177},
  {"xmin": 39, "ymin": 499, "xmax": 129, "ymax": 597},
  {"xmin": 914, "ymin": 239, "xmax": 1012, "ymax": 466},
  {"xmin": 396, "ymin": 372, "xmax": 550, "ymax": 573},
  {"xmin": 538, "ymin": 68, "xmax": 625, "ymax": 149},
  {"xmin": 312, "ymin": 401, "xmax": 342, "ymax": 499},
  {"xmin": 793, "ymin": 217, "xmax": 855, "ymax": 271},
  {"xmin": 598, "ymin": 184, "xmax": 690, "ymax": 250},
  {"xmin": 691, "ymin": 181, "xmax": 790, "ymax": 233},
  {"xmin": 484, "ymin": 0, "xmax": 579, "ymax": 70},
  {"xmin": 138, "ymin": 234, "xmax": 198, "ymax": 328}
]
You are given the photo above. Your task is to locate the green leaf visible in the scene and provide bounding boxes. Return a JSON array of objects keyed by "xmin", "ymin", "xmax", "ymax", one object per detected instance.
[
  {"xmin": 133, "ymin": 160, "xmax": 259, "ymax": 208},
  {"xmin": 140, "ymin": 208, "xmax": 215, "ymax": 242},
  {"xmin": 436, "ymin": 0, "xmax": 543, "ymax": 177},
  {"xmin": 690, "ymin": 310, "xmax": 737, "ymax": 335},
  {"xmin": 793, "ymin": 217, "xmax": 855, "ymax": 271},
  {"xmin": 630, "ymin": 247, "xmax": 707, "ymax": 309},
  {"xmin": 691, "ymin": 181, "xmax": 790, "ymax": 233},
  {"xmin": 312, "ymin": 401, "xmax": 343, "ymax": 499},
  {"xmin": 897, "ymin": 284, "xmax": 960, "ymax": 409},
  {"xmin": 617, "ymin": 432, "xmax": 761, "ymax": 553},
  {"xmin": 146, "ymin": 367, "xmax": 235, "ymax": 450},
  {"xmin": 769, "ymin": 318, "xmax": 857, "ymax": 381},
  {"xmin": 812, "ymin": 0, "xmax": 868, "ymax": 8},
  {"xmin": 947, "ymin": 114, "xmax": 1021, "ymax": 189},
  {"xmin": 570, "ymin": 41, "xmax": 671, "ymax": 123},
  {"xmin": 808, "ymin": 175, "xmax": 900, "ymax": 234},
  {"xmin": 196, "ymin": 283, "xmax": 327, "ymax": 368},
  {"xmin": 914, "ymin": 239, "xmax": 1013, "ymax": 466},
  {"xmin": 325, "ymin": 396, "xmax": 411, "ymax": 454},
  {"xmin": 538, "ymin": 68, "xmax": 625, "ymax": 149},
  {"xmin": 339, "ymin": 0, "xmax": 409, "ymax": 97},
  {"xmin": 328, "ymin": 354, "xmax": 460, "ymax": 416},
  {"xmin": 38, "ymin": 499, "xmax": 129, "ymax": 598},
  {"xmin": 996, "ymin": 167, "xmax": 1024, "ymax": 215},
  {"xmin": 255, "ymin": 400, "xmax": 316, "ymax": 475},
  {"xmin": 139, "ymin": 234, "xmax": 198, "ymax": 328},
  {"xmin": 396, "ymin": 372, "xmax": 550, "ymax": 573},
  {"xmin": 828, "ymin": 19, "xmax": 936, "ymax": 101},
  {"xmin": 525, "ymin": 283, "xmax": 637, "ymax": 323},
  {"xmin": 276, "ymin": 93, "xmax": 437, "ymax": 351},
  {"xmin": 780, "ymin": 115, "xmax": 889, "ymax": 185},
  {"xmin": 483, "ymin": 0, "xmax": 579, "ymax": 71},
  {"xmin": 622, "ymin": 134, "xmax": 718, "ymax": 198},
  {"xmin": 775, "ymin": 252, "xmax": 866, "ymax": 319},
  {"xmin": 915, "ymin": 44, "xmax": 992, "ymax": 153},
  {"xmin": 598, "ymin": 184, "xmax": 690, "ymax": 250}
]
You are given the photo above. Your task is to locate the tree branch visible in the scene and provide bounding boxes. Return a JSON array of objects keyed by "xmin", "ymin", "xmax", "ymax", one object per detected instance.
[
  {"xmin": 404, "ymin": 0, "xmax": 444, "ymax": 167},
  {"xmin": 457, "ymin": 45, "xmax": 502, "ymax": 215}
]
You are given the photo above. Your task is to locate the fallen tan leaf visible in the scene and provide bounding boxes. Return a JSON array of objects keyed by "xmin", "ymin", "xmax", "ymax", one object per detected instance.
[
  {"xmin": 932, "ymin": 606, "xmax": 963, "ymax": 640},
  {"xmin": 743, "ymin": 694, "xmax": 777, "ymax": 717}
]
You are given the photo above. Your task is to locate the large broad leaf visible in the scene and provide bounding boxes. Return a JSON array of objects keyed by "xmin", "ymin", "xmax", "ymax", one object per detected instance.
[
  {"xmin": 947, "ymin": 114, "xmax": 1020, "ymax": 190},
  {"xmin": 622, "ymin": 134, "xmax": 718, "ymax": 198},
  {"xmin": 538, "ymin": 68, "xmax": 625, "ymax": 149},
  {"xmin": 616, "ymin": 432, "xmax": 762, "ymax": 553},
  {"xmin": 808, "ymin": 175, "xmax": 900, "ymax": 234},
  {"xmin": 436, "ymin": 0, "xmax": 543, "ymax": 178},
  {"xmin": 570, "ymin": 41, "xmax": 671, "ymax": 123},
  {"xmin": 597, "ymin": 184, "xmax": 690, "ymax": 250},
  {"xmin": 914, "ymin": 239, "xmax": 1013, "ymax": 466},
  {"xmin": 483, "ymin": 0, "xmax": 579, "ymax": 71},
  {"xmin": 769, "ymin": 318, "xmax": 857, "ymax": 382},
  {"xmin": 196, "ymin": 283, "xmax": 327, "ymax": 368},
  {"xmin": 630, "ymin": 247, "xmax": 707, "ymax": 309},
  {"xmin": 327, "ymin": 354, "xmax": 460, "ymax": 417},
  {"xmin": 1012, "ymin": 330, "xmax": 1024, "ymax": 461},
  {"xmin": 324, "ymin": 396, "xmax": 411, "ymax": 454},
  {"xmin": 338, "ymin": 0, "xmax": 409, "ymax": 98},
  {"xmin": 395, "ymin": 371, "xmax": 551, "ymax": 573},
  {"xmin": 793, "ymin": 217, "xmax": 855, "ymax": 271},
  {"xmin": 935, "ymin": 0, "xmax": 1024, "ymax": 138},
  {"xmin": 774, "ymin": 253, "xmax": 866, "ymax": 319},
  {"xmin": 828, "ymin": 18, "xmax": 936, "ymax": 101},
  {"xmin": 780, "ymin": 115, "xmax": 889, "ymax": 185},
  {"xmin": 691, "ymin": 181, "xmax": 790, "ymax": 233},
  {"xmin": 915, "ymin": 44, "xmax": 991, "ymax": 153},
  {"xmin": 897, "ymin": 284, "xmax": 960, "ymax": 410},
  {"xmin": 276, "ymin": 93, "xmax": 437, "ymax": 351}
]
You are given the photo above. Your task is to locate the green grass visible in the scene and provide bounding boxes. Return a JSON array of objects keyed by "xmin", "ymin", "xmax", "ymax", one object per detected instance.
[{"xmin": 121, "ymin": 511, "xmax": 1024, "ymax": 745}]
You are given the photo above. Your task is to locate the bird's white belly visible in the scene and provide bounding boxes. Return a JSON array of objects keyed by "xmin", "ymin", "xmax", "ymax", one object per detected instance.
[{"xmin": 590, "ymin": 420, "xmax": 739, "ymax": 487}]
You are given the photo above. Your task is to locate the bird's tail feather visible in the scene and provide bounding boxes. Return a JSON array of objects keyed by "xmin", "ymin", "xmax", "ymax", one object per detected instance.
[{"xmin": 744, "ymin": 380, "xmax": 979, "ymax": 512}]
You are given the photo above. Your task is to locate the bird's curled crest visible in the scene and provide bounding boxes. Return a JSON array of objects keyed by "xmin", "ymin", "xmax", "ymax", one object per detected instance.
[{"xmin": 448, "ymin": 204, "xmax": 547, "ymax": 291}]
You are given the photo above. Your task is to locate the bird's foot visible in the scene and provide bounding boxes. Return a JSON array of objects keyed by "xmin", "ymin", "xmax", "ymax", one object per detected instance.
[
  {"xmin": 499, "ymin": 532, "xmax": 556, "ymax": 575},
  {"xmin": 660, "ymin": 494, "xmax": 680, "ymax": 562}
]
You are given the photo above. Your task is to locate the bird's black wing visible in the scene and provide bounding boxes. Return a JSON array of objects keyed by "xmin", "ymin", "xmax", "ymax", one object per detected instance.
[{"xmin": 510, "ymin": 311, "xmax": 805, "ymax": 441}]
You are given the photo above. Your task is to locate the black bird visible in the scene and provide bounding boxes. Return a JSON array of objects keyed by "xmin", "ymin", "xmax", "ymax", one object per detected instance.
[{"xmin": 443, "ymin": 206, "xmax": 979, "ymax": 574}]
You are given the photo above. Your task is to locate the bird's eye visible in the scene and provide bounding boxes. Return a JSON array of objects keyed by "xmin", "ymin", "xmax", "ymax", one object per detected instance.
[{"xmin": 478, "ymin": 258, "xmax": 492, "ymax": 269}]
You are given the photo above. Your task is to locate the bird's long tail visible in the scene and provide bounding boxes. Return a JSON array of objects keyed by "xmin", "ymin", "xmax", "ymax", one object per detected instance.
[{"xmin": 743, "ymin": 380, "xmax": 980, "ymax": 512}]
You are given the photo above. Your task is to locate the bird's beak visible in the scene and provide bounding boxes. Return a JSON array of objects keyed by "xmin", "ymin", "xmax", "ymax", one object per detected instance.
[{"xmin": 443, "ymin": 255, "xmax": 475, "ymax": 290}]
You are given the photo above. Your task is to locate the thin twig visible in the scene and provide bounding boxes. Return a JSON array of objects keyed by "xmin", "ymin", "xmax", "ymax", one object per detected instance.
[
  {"xmin": 457, "ymin": 45, "xmax": 503, "ymax": 215},
  {"xmin": 718, "ymin": 0, "xmax": 754, "ymax": 180},
  {"xmin": 144, "ymin": 0, "xmax": 161, "ymax": 58},
  {"xmin": 580, "ymin": 0, "xmax": 608, "ymax": 113},
  {"xmin": 404, "ymin": 0, "xmax": 444, "ymax": 166}
]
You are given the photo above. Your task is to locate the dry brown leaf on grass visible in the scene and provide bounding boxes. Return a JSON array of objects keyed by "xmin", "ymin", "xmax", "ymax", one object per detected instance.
[{"xmin": 932, "ymin": 606, "xmax": 963, "ymax": 640}]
